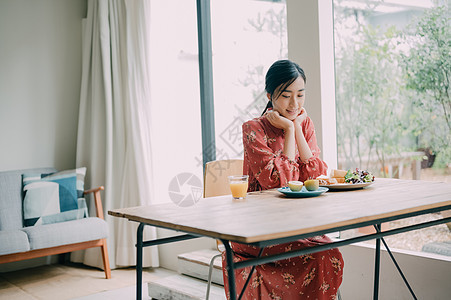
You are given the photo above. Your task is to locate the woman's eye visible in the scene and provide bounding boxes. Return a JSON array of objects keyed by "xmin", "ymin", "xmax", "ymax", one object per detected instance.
[
  {"xmin": 282, "ymin": 94, "xmax": 290, "ymax": 98},
  {"xmin": 298, "ymin": 94, "xmax": 304, "ymax": 98}
]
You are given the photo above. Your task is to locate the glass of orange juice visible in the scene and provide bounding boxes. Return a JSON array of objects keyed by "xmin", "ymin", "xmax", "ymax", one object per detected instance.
[{"xmin": 228, "ymin": 175, "xmax": 249, "ymax": 200}]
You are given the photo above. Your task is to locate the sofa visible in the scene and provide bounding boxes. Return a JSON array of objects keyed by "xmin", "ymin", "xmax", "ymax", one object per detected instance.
[{"xmin": 0, "ymin": 167, "xmax": 111, "ymax": 278}]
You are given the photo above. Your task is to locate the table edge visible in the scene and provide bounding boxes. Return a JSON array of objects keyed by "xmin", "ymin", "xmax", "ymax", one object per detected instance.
[{"xmin": 108, "ymin": 202, "xmax": 451, "ymax": 244}]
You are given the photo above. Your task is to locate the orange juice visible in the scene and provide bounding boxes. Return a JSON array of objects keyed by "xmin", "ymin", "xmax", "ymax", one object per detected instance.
[{"xmin": 229, "ymin": 182, "xmax": 248, "ymax": 199}]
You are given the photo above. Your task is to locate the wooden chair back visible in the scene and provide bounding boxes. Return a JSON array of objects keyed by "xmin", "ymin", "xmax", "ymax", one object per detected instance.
[{"xmin": 203, "ymin": 159, "xmax": 244, "ymax": 198}]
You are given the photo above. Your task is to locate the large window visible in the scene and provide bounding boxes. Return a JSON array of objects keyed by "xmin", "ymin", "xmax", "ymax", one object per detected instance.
[
  {"xmin": 333, "ymin": 0, "xmax": 451, "ymax": 252},
  {"xmin": 334, "ymin": 0, "xmax": 449, "ymax": 179},
  {"xmin": 150, "ymin": 0, "xmax": 203, "ymax": 205},
  {"xmin": 211, "ymin": 0, "xmax": 288, "ymax": 161}
]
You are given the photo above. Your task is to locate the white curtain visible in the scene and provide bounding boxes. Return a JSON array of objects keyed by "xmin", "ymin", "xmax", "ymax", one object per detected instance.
[{"xmin": 73, "ymin": 0, "xmax": 159, "ymax": 269}]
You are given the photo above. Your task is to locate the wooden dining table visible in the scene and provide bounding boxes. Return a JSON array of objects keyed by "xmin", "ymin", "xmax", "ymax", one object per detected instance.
[{"xmin": 108, "ymin": 178, "xmax": 451, "ymax": 300}]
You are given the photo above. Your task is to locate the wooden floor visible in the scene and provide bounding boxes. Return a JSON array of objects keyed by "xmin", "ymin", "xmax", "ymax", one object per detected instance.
[{"xmin": 0, "ymin": 263, "xmax": 173, "ymax": 300}]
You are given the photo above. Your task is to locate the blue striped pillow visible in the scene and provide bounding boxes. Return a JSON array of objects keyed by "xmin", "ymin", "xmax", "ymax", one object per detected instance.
[{"xmin": 22, "ymin": 167, "xmax": 88, "ymax": 227}]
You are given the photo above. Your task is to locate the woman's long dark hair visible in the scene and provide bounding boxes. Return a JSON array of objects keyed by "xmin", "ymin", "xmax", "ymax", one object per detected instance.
[{"xmin": 261, "ymin": 60, "xmax": 306, "ymax": 115}]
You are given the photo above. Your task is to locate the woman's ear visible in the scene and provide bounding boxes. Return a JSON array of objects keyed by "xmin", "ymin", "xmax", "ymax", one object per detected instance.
[{"xmin": 267, "ymin": 93, "xmax": 272, "ymax": 101}]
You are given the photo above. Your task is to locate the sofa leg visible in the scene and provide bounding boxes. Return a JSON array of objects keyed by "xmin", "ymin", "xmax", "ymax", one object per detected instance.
[
  {"xmin": 58, "ymin": 252, "xmax": 70, "ymax": 264},
  {"xmin": 100, "ymin": 239, "xmax": 111, "ymax": 279}
]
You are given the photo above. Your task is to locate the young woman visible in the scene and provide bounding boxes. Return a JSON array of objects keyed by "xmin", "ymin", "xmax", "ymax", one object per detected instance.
[{"xmin": 221, "ymin": 60, "xmax": 344, "ymax": 299}]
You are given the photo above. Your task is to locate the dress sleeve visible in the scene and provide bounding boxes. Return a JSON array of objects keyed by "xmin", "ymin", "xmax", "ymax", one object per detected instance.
[
  {"xmin": 298, "ymin": 117, "xmax": 328, "ymax": 182},
  {"xmin": 243, "ymin": 120, "xmax": 300, "ymax": 189}
]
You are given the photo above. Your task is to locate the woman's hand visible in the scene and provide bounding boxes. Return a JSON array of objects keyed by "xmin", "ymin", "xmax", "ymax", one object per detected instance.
[
  {"xmin": 294, "ymin": 108, "xmax": 308, "ymax": 127},
  {"xmin": 265, "ymin": 110, "xmax": 294, "ymax": 131},
  {"xmin": 293, "ymin": 107, "xmax": 313, "ymax": 161},
  {"xmin": 265, "ymin": 110, "xmax": 296, "ymax": 160}
]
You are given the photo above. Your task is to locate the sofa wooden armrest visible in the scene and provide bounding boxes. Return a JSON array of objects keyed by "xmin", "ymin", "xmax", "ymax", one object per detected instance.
[
  {"xmin": 84, "ymin": 186, "xmax": 105, "ymax": 219},
  {"xmin": 83, "ymin": 185, "xmax": 111, "ymax": 278}
]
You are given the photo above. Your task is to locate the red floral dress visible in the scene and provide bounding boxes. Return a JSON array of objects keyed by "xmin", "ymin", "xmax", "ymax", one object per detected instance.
[{"xmin": 221, "ymin": 115, "xmax": 344, "ymax": 300}]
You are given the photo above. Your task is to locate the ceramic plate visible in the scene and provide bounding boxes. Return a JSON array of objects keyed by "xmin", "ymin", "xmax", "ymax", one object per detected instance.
[
  {"xmin": 319, "ymin": 182, "xmax": 374, "ymax": 190},
  {"xmin": 277, "ymin": 186, "xmax": 328, "ymax": 198}
]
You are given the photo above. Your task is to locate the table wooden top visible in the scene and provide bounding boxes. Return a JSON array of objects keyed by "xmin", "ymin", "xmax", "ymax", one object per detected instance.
[{"xmin": 108, "ymin": 179, "xmax": 451, "ymax": 244}]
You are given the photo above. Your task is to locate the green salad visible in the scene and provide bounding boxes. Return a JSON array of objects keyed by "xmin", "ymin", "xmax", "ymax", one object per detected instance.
[{"xmin": 344, "ymin": 169, "xmax": 375, "ymax": 184}]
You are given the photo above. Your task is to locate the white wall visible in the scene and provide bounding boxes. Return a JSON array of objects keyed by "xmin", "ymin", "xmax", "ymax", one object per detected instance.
[
  {"xmin": 340, "ymin": 243, "xmax": 451, "ymax": 299},
  {"xmin": 0, "ymin": 0, "xmax": 86, "ymax": 272},
  {"xmin": 0, "ymin": 0, "xmax": 86, "ymax": 172}
]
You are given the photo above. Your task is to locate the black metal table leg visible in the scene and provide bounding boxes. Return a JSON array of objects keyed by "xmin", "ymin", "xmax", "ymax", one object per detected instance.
[
  {"xmin": 222, "ymin": 241, "xmax": 237, "ymax": 300},
  {"xmin": 221, "ymin": 240, "xmax": 264, "ymax": 300},
  {"xmin": 373, "ymin": 223, "xmax": 381, "ymax": 300},
  {"xmin": 373, "ymin": 225, "xmax": 418, "ymax": 299},
  {"xmin": 137, "ymin": 223, "xmax": 144, "ymax": 300},
  {"xmin": 238, "ymin": 248, "xmax": 264, "ymax": 300}
]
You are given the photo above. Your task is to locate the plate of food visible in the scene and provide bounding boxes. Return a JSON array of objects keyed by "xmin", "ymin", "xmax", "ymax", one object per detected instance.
[
  {"xmin": 278, "ymin": 186, "xmax": 329, "ymax": 198},
  {"xmin": 278, "ymin": 180, "xmax": 329, "ymax": 198},
  {"xmin": 319, "ymin": 182, "xmax": 374, "ymax": 190},
  {"xmin": 317, "ymin": 169, "xmax": 375, "ymax": 190}
]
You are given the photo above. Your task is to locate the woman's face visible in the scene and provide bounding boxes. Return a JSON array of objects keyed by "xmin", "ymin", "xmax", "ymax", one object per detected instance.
[{"xmin": 268, "ymin": 76, "xmax": 305, "ymax": 121}]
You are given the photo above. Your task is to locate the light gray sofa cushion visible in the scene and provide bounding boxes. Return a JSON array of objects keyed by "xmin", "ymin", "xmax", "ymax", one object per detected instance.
[
  {"xmin": 0, "ymin": 168, "xmax": 56, "ymax": 230},
  {"xmin": 0, "ymin": 230, "xmax": 30, "ymax": 255},
  {"xmin": 21, "ymin": 217, "xmax": 108, "ymax": 250}
]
